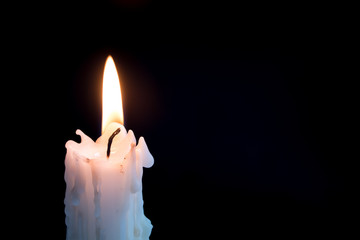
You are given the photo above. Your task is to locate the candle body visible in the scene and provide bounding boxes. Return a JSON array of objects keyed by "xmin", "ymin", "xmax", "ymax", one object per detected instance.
[{"xmin": 64, "ymin": 123, "xmax": 153, "ymax": 240}]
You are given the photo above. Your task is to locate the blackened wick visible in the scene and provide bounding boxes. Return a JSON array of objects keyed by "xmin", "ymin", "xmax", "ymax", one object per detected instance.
[{"xmin": 107, "ymin": 128, "xmax": 121, "ymax": 158}]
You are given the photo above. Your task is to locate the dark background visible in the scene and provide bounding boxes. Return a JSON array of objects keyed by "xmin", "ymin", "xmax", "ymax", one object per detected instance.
[{"xmin": 6, "ymin": 1, "xmax": 353, "ymax": 239}]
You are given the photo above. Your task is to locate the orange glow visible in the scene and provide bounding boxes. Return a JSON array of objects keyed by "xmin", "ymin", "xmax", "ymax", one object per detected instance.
[{"xmin": 102, "ymin": 55, "xmax": 124, "ymax": 133}]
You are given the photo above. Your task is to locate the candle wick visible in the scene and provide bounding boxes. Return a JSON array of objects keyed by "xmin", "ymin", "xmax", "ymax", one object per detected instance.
[{"xmin": 107, "ymin": 128, "xmax": 121, "ymax": 158}]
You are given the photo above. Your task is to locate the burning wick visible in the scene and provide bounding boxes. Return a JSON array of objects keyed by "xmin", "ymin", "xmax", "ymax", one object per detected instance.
[{"xmin": 107, "ymin": 128, "xmax": 121, "ymax": 158}]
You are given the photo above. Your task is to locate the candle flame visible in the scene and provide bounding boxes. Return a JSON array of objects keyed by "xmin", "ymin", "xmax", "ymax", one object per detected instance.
[{"xmin": 102, "ymin": 55, "xmax": 124, "ymax": 133}]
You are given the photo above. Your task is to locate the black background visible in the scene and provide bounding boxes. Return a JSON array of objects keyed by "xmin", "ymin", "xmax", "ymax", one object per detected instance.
[{"xmin": 5, "ymin": 1, "xmax": 353, "ymax": 239}]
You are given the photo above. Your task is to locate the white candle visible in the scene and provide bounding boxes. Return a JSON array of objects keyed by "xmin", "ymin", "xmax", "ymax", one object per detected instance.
[{"xmin": 64, "ymin": 56, "xmax": 154, "ymax": 240}]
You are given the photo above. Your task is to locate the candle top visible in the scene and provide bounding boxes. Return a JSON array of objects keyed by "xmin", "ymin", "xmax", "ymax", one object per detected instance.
[{"xmin": 65, "ymin": 122, "xmax": 154, "ymax": 168}]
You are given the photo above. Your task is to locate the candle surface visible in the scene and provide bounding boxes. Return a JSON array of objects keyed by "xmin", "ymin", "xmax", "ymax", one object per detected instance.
[{"xmin": 64, "ymin": 56, "xmax": 154, "ymax": 240}]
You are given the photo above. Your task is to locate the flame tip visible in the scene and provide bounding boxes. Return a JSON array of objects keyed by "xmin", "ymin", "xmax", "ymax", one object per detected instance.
[{"xmin": 106, "ymin": 55, "xmax": 114, "ymax": 61}]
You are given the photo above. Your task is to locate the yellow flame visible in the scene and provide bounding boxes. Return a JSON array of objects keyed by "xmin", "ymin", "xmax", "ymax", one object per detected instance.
[{"xmin": 102, "ymin": 55, "xmax": 124, "ymax": 133}]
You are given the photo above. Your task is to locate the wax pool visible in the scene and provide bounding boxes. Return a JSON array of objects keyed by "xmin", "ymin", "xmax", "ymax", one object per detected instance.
[{"xmin": 64, "ymin": 122, "xmax": 154, "ymax": 240}]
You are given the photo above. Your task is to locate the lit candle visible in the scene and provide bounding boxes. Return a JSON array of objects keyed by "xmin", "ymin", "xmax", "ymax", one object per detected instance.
[{"xmin": 64, "ymin": 56, "xmax": 154, "ymax": 240}]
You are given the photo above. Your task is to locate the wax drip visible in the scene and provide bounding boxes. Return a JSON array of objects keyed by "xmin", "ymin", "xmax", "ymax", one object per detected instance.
[{"xmin": 107, "ymin": 128, "xmax": 121, "ymax": 158}]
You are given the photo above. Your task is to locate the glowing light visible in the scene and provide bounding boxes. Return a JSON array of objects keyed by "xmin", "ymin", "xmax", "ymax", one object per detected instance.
[{"xmin": 102, "ymin": 55, "xmax": 124, "ymax": 132}]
